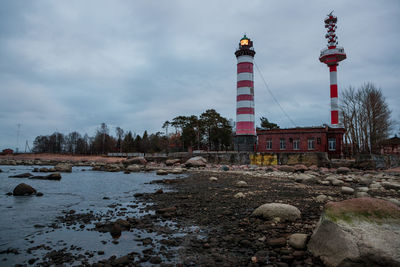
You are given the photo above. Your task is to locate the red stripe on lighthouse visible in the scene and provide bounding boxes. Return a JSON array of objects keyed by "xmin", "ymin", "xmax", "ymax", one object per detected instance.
[
  {"xmin": 237, "ymin": 80, "xmax": 253, "ymax": 88},
  {"xmin": 331, "ymin": 110, "xmax": 339, "ymax": 125},
  {"xmin": 237, "ymin": 94, "xmax": 253, "ymax": 101},
  {"xmin": 237, "ymin": 62, "xmax": 253, "ymax": 74},
  {"xmin": 330, "ymin": 84, "xmax": 338, "ymax": 98},
  {"xmin": 237, "ymin": 107, "xmax": 254, "ymax": 115},
  {"xmin": 329, "ymin": 65, "xmax": 337, "ymax": 72}
]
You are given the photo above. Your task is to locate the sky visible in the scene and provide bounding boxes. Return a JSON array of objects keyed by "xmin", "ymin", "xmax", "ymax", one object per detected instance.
[{"xmin": 0, "ymin": 0, "xmax": 399, "ymax": 151}]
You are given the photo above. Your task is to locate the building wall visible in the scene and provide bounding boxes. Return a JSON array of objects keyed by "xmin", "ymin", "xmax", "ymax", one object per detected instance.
[{"xmin": 256, "ymin": 127, "xmax": 344, "ymax": 158}]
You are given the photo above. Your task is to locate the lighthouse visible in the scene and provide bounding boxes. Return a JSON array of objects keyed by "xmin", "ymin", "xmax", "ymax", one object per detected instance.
[
  {"xmin": 319, "ymin": 12, "xmax": 346, "ymax": 126},
  {"xmin": 234, "ymin": 35, "xmax": 257, "ymax": 151}
]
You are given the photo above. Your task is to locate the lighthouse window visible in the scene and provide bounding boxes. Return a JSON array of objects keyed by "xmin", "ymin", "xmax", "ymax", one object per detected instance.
[
  {"xmin": 308, "ymin": 138, "xmax": 315, "ymax": 150},
  {"xmin": 280, "ymin": 139, "xmax": 286, "ymax": 150},
  {"xmin": 328, "ymin": 138, "xmax": 336, "ymax": 151}
]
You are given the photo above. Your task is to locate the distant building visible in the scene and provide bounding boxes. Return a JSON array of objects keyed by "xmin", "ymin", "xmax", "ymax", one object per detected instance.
[
  {"xmin": 256, "ymin": 126, "xmax": 345, "ymax": 158},
  {"xmin": 1, "ymin": 148, "xmax": 14, "ymax": 155},
  {"xmin": 380, "ymin": 136, "xmax": 400, "ymax": 155}
]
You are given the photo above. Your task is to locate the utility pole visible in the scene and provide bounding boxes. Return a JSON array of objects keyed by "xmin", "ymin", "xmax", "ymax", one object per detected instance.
[{"xmin": 16, "ymin": 123, "xmax": 21, "ymax": 153}]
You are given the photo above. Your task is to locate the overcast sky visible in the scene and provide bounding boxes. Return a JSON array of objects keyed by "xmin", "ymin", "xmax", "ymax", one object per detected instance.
[{"xmin": 0, "ymin": 0, "xmax": 399, "ymax": 151}]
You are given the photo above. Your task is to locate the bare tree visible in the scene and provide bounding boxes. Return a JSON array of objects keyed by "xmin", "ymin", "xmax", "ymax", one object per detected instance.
[{"xmin": 340, "ymin": 83, "xmax": 392, "ymax": 155}]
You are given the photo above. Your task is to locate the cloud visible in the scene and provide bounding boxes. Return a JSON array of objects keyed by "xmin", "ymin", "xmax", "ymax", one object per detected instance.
[{"xmin": 0, "ymin": 0, "xmax": 399, "ymax": 150}]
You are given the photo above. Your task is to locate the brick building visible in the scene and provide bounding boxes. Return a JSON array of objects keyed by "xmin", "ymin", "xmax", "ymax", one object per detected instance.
[
  {"xmin": 380, "ymin": 136, "xmax": 400, "ymax": 155},
  {"xmin": 256, "ymin": 126, "xmax": 345, "ymax": 158}
]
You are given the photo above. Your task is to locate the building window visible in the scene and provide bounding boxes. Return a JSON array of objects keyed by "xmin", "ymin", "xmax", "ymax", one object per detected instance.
[
  {"xmin": 308, "ymin": 138, "xmax": 315, "ymax": 150},
  {"xmin": 328, "ymin": 138, "xmax": 336, "ymax": 151},
  {"xmin": 266, "ymin": 139, "xmax": 272, "ymax": 150},
  {"xmin": 293, "ymin": 139, "xmax": 300, "ymax": 150},
  {"xmin": 280, "ymin": 139, "xmax": 286, "ymax": 150}
]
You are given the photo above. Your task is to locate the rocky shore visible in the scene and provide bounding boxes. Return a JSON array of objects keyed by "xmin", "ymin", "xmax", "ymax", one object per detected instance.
[{"xmin": 1, "ymin": 155, "xmax": 400, "ymax": 266}]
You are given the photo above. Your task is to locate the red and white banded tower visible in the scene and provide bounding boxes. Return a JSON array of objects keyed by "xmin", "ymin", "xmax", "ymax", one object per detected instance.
[
  {"xmin": 234, "ymin": 35, "xmax": 257, "ymax": 151},
  {"xmin": 319, "ymin": 12, "xmax": 346, "ymax": 126}
]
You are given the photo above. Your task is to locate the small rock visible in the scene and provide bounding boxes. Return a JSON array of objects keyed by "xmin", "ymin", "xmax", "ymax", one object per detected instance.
[
  {"xmin": 315, "ymin": 194, "xmax": 328, "ymax": 203},
  {"xmin": 149, "ymin": 256, "xmax": 162, "ymax": 264},
  {"xmin": 331, "ymin": 179, "xmax": 344, "ymax": 186},
  {"xmin": 36, "ymin": 192, "xmax": 44, "ymax": 197},
  {"xmin": 154, "ymin": 189, "xmax": 163, "ymax": 194},
  {"xmin": 9, "ymin": 173, "xmax": 32, "ymax": 178},
  {"xmin": 341, "ymin": 186, "xmax": 355, "ymax": 194},
  {"xmin": 236, "ymin": 181, "xmax": 248, "ymax": 188},
  {"xmin": 165, "ymin": 159, "xmax": 180, "ymax": 166},
  {"xmin": 97, "ymin": 251, "xmax": 104, "ymax": 255},
  {"xmin": 252, "ymin": 203, "xmax": 301, "ymax": 221},
  {"xmin": 156, "ymin": 169, "xmax": 168, "ymax": 175},
  {"xmin": 288, "ymin": 233, "xmax": 308, "ymax": 250},
  {"xmin": 209, "ymin": 176, "xmax": 218, "ymax": 182},
  {"xmin": 357, "ymin": 187, "xmax": 369, "ymax": 192},
  {"xmin": 221, "ymin": 165, "xmax": 229, "ymax": 171},
  {"xmin": 336, "ymin": 167, "xmax": 350, "ymax": 174},
  {"xmin": 279, "ymin": 166, "xmax": 295, "ymax": 173},
  {"xmin": 387, "ymin": 198, "xmax": 400, "ymax": 207},
  {"xmin": 267, "ymin": 237, "xmax": 286, "ymax": 247},
  {"xmin": 234, "ymin": 192, "xmax": 245, "ymax": 199}
]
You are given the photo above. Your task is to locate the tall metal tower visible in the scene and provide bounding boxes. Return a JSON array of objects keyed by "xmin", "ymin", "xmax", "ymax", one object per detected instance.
[
  {"xmin": 319, "ymin": 12, "xmax": 346, "ymax": 126},
  {"xmin": 234, "ymin": 34, "xmax": 256, "ymax": 151}
]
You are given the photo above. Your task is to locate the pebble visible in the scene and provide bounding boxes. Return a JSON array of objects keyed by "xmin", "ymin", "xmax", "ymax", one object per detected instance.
[{"xmin": 341, "ymin": 186, "xmax": 355, "ymax": 194}]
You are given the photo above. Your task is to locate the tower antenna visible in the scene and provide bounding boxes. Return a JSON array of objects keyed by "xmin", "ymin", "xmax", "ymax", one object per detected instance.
[{"xmin": 16, "ymin": 123, "xmax": 21, "ymax": 153}]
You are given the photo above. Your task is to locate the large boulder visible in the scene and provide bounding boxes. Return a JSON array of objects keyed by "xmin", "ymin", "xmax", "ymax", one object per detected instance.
[
  {"xmin": 126, "ymin": 164, "xmax": 141, "ymax": 172},
  {"xmin": 9, "ymin": 173, "xmax": 32, "ymax": 178},
  {"xmin": 252, "ymin": 203, "xmax": 301, "ymax": 222},
  {"xmin": 278, "ymin": 165, "xmax": 295, "ymax": 173},
  {"xmin": 185, "ymin": 156, "xmax": 207, "ymax": 168},
  {"xmin": 165, "ymin": 159, "xmax": 180, "ymax": 166},
  {"xmin": 13, "ymin": 183, "xmax": 37, "ymax": 196},
  {"xmin": 54, "ymin": 163, "xmax": 72, "ymax": 172},
  {"xmin": 123, "ymin": 157, "xmax": 147, "ymax": 166},
  {"xmin": 308, "ymin": 198, "xmax": 400, "ymax": 267}
]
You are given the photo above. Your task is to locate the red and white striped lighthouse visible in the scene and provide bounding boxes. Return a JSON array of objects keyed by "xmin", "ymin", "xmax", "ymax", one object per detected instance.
[
  {"xmin": 319, "ymin": 12, "xmax": 346, "ymax": 126},
  {"xmin": 234, "ymin": 35, "xmax": 257, "ymax": 151}
]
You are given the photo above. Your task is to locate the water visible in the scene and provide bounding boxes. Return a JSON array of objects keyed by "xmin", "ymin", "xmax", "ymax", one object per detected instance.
[{"xmin": 0, "ymin": 165, "xmax": 196, "ymax": 265}]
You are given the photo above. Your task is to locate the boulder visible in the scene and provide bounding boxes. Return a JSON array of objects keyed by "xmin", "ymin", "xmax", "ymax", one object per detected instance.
[
  {"xmin": 13, "ymin": 183, "xmax": 37, "ymax": 196},
  {"xmin": 0, "ymin": 168, "xmax": 2, "ymax": 172},
  {"xmin": 185, "ymin": 156, "xmax": 207, "ymax": 167},
  {"xmin": 331, "ymin": 179, "xmax": 344, "ymax": 186},
  {"xmin": 123, "ymin": 157, "xmax": 147, "ymax": 166},
  {"xmin": 170, "ymin": 168, "xmax": 183, "ymax": 174},
  {"xmin": 381, "ymin": 182, "xmax": 400, "ymax": 190},
  {"xmin": 9, "ymin": 173, "xmax": 32, "ymax": 178},
  {"xmin": 278, "ymin": 165, "xmax": 295, "ymax": 173},
  {"xmin": 252, "ymin": 203, "xmax": 301, "ymax": 222},
  {"xmin": 126, "ymin": 164, "xmax": 141, "ymax": 172},
  {"xmin": 336, "ymin": 167, "xmax": 350, "ymax": 175},
  {"xmin": 165, "ymin": 159, "xmax": 180, "ymax": 166},
  {"xmin": 30, "ymin": 172, "xmax": 62, "ymax": 181},
  {"xmin": 236, "ymin": 181, "xmax": 248, "ymax": 188},
  {"xmin": 54, "ymin": 163, "xmax": 72, "ymax": 172},
  {"xmin": 294, "ymin": 164, "xmax": 308, "ymax": 172},
  {"xmin": 308, "ymin": 198, "xmax": 400, "ymax": 267},
  {"xmin": 288, "ymin": 233, "xmax": 308, "ymax": 250},
  {"xmin": 341, "ymin": 186, "xmax": 355, "ymax": 195}
]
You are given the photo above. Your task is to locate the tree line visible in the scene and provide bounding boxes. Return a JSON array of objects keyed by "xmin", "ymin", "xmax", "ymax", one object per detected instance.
[
  {"xmin": 32, "ymin": 123, "xmax": 168, "ymax": 154},
  {"xmin": 32, "ymin": 109, "xmax": 233, "ymax": 154}
]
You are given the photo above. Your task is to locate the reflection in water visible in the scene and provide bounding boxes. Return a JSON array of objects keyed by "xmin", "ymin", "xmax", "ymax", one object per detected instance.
[{"xmin": 0, "ymin": 165, "xmax": 186, "ymax": 265}]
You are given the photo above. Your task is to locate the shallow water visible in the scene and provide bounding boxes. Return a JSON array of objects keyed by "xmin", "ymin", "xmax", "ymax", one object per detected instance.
[{"xmin": 0, "ymin": 165, "xmax": 192, "ymax": 265}]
